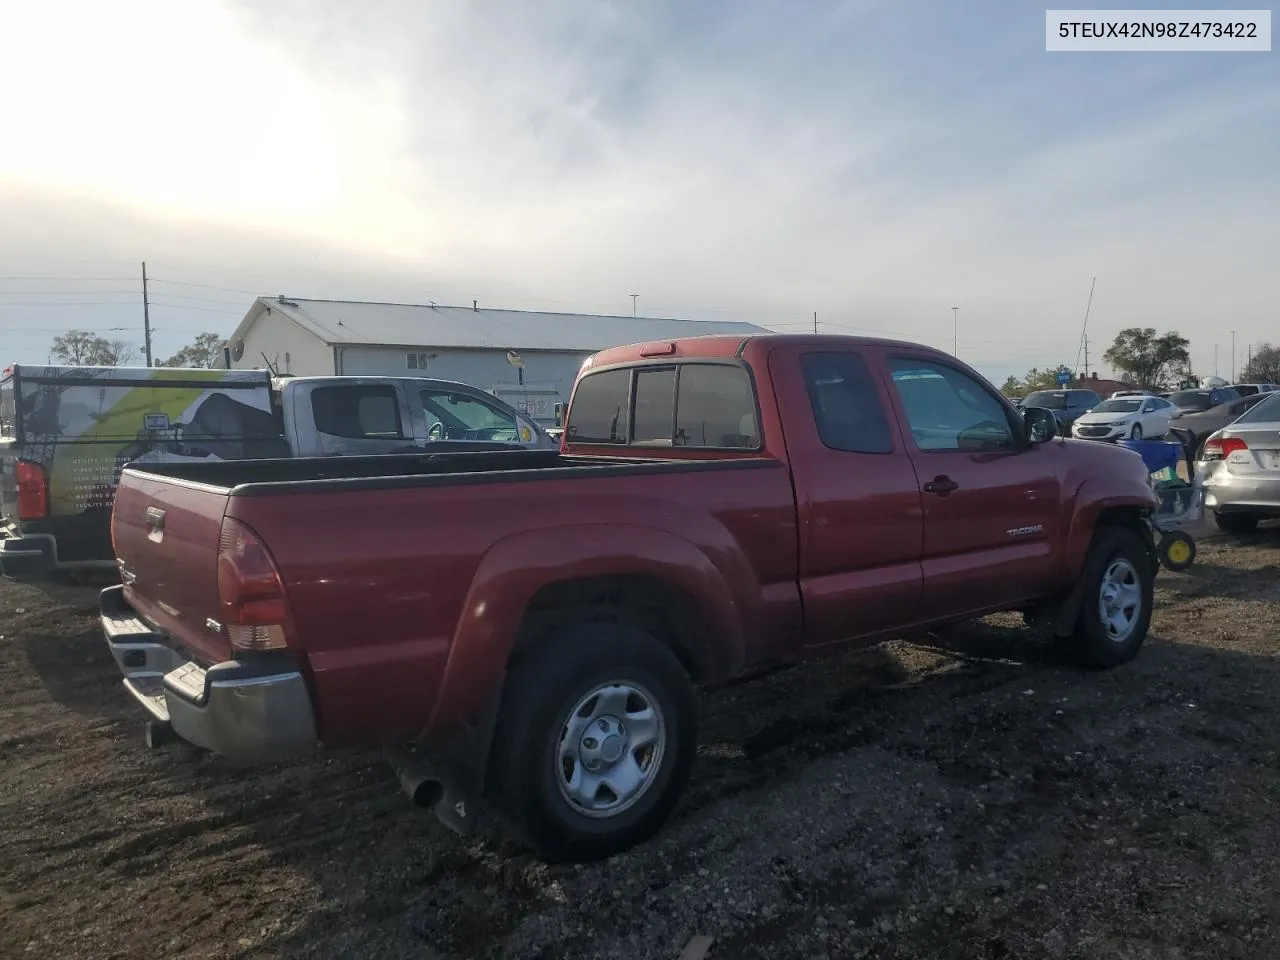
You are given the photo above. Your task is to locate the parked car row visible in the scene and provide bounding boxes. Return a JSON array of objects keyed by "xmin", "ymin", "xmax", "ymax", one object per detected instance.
[
  {"xmin": 99, "ymin": 332, "xmax": 1162, "ymax": 861},
  {"xmin": 1010, "ymin": 379, "xmax": 1280, "ymax": 543}
]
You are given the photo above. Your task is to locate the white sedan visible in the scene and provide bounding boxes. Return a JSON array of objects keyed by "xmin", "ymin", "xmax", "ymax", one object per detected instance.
[{"xmin": 1071, "ymin": 395, "xmax": 1176, "ymax": 442}]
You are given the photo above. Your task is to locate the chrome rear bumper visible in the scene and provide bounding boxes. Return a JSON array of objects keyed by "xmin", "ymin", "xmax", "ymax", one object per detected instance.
[{"xmin": 100, "ymin": 585, "xmax": 318, "ymax": 763}]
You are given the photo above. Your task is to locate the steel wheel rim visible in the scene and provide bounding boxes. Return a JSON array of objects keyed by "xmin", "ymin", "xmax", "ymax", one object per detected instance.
[
  {"xmin": 554, "ymin": 680, "xmax": 666, "ymax": 819},
  {"xmin": 1098, "ymin": 557, "xmax": 1142, "ymax": 643},
  {"xmin": 1167, "ymin": 540, "xmax": 1191, "ymax": 564}
]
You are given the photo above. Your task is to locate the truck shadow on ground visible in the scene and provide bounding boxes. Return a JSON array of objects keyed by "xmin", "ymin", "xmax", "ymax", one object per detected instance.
[
  {"xmin": 20, "ymin": 590, "xmax": 1276, "ymax": 959},
  {"xmin": 21, "ymin": 625, "xmax": 126, "ymax": 716},
  {"xmin": 1158, "ymin": 561, "xmax": 1280, "ymax": 603},
  {"xmin": 215, "ymin": 627, "xmax": 1280, "ymax": 959},
  {"xmin": 167, "ymin": 619, "xmax": 1253, "ymax": 959}
]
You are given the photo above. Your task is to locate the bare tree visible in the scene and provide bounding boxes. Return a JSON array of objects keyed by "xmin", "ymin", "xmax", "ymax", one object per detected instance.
[
  {"xmin": 50, "ymin": 330, "xmax": 140, "ymax": 366},
  {"xmin": 1241, "ymin": 343, "xmax": 1280, "ymax": 384}
]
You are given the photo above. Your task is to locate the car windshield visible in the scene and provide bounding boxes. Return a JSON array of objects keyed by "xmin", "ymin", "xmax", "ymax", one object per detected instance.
[
  {"xmin": 1170, "ymin": 390, "xmax": 1213, "ymax": 411},
  {"xmin": 1023, "ymin": 391, "xmax": 1067, "ymax": 410},
  {"xmin": 1093, "ymin": 399, "xmax": 1142, "ymax": 413},
  {"xmin": 1234, "ymin": 393, "xmax": 1280, "ymax": 423}
]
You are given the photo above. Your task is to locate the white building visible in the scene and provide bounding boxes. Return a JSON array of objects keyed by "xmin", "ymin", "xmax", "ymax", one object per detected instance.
[{"xmin": 224, "ymin": 297, "xmax": 769, "ymax": 423}]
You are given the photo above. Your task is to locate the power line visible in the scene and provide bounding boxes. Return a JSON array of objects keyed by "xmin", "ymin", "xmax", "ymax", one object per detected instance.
[
  {"xmin": 0, "ymin": 300, "xmax": 141, "ymax": 308},
  {"xmin": 142, "ymin": 290, "xmax": 250, "ymax": 305},
  {"xmin": 148, "ymin": 277, "xmax": 266, "ymax": 296},
  {"xmin": 0, "ymin": 275, "xmax": 134, "ymax": 282},
  {"xmin": 148, "ymin": 299, "xmax": 247, "ymax": 315}
]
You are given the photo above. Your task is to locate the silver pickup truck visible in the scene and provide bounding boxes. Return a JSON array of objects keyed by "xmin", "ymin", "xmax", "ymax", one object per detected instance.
[{"xmin": 0, "ymin": 367, "xmax": 553, "ymax": 580}]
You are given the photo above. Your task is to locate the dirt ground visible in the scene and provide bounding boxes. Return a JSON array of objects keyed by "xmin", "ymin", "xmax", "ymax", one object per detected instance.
[{"xmin": 4, "ymin": 528, "xmax": 1280, "ymax": 960}]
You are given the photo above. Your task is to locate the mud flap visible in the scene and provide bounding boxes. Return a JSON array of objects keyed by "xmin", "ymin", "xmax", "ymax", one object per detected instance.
[
  {"xmin": 383, "ymin": 676, "xmax": 506, "ymax": 836},
  {"xmin": 1052, "ymin": 514, "xmax": 1157, "ymax": 637}
]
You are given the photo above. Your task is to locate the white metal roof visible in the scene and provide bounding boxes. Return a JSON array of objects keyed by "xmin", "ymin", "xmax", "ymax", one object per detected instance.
[{"xmin": 232, "ymin": 297, "xmax": 769, "ymax": 353}]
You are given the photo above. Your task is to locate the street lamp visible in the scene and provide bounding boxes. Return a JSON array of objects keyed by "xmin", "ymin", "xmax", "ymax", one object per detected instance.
[{"xmin": 951, "ymin": 306, "xmax": 959, "ymax": 357}]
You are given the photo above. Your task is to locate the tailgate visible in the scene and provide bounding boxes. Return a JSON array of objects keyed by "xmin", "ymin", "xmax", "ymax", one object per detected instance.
[{"xmin": 112, "ymin": 469, "xmax": 233, "ymax": 665}]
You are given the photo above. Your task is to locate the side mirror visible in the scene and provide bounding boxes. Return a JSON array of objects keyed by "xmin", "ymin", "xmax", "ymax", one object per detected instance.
[
  {"xmin": 1023, "ymin": 406, "xmax": 1058, "ymax": 444},
  {"xmin": 554, "ymin": 402, "xmax": 565, "ymax": 427}
]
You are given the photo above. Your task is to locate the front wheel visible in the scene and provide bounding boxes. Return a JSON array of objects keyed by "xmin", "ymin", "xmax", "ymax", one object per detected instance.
[
  {"xmin": 487, "ymin": 622, "xmax": 697, "ymax": 862},
  {"xmin": 1065, "ymin": 526, "xmax": 1154, "ymax": 669},
  {"xmin": 1130, "ymin": 423, "xmax": 1143, "ymax": 440}
]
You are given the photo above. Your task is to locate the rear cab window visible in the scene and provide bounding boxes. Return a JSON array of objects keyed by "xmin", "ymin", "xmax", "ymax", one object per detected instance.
[
  {"xmin": 311, "ymin": 385, "xmax": 404, "ymax": 439},
  {"xmin": 565, "ymin": 362, "xmax": 760, "ymax": 451},
  {"xmin": 799, "ymin": 352, "xmax": 893, "ymax": 454}
]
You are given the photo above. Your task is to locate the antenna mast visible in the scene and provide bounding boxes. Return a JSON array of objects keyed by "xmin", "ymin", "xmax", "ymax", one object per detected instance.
[{"xmin": 1074, "ymin": 276, "xmax": 1096, "ymax": 376}]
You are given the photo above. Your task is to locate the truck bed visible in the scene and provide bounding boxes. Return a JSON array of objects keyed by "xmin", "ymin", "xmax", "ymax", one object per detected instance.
[{"xmin": 121, "ymin": 447, "xmax": 776, "ymax": 494}]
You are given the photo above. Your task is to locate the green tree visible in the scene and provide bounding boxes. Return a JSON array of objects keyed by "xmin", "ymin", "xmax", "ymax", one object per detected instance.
[
  {"xmin": 1102, "ymin": 328, "xmax": 1190, "ymax": 390},
  {"xmin": 50, "ymin": 330, "xmax": 139, "ymax": 366},
  {"xmin": 159, "ymin": 332, "xmax": 225, "ymax": 369},
  {"xmin": 1001, "ymin": 365, "xmax": 1074, "ymax": 397}
]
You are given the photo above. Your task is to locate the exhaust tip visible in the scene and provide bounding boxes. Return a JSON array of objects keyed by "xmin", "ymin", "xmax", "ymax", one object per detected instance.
[
  {"xmin": 144, "ymin": 720, "xmax": 172, "ymax": 749},
  {"xmin": 397, "ymin": 766, "xmax": 444, "ymax": 809}
]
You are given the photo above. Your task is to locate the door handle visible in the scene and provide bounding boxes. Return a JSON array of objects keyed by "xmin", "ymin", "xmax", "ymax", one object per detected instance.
[
  {"xmin": 145, "ymin": 506, "xmax": 165, "ymax": 530},
  {"xmin": 922, "ymin": 476, "xmax": 959, "ymax": 495}
]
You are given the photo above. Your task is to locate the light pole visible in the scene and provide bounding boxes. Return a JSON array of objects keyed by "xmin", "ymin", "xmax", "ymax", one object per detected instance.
[
  {"xmin": 630, "ymin": 294, "xmax": 639, "ymax": 317},
  {"xmin": 1231, "ymin": 330, "xmax": 1236, "ymax": 382},
  {"xmin": 951, "ymin": 306, "xmax": 959, "ymax": 357}
]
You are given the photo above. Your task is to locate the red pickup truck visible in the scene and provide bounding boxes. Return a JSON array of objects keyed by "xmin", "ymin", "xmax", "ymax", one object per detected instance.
[{"xmin": 101, "ymin": 334, "xmax": 1159, "ymax": 860}]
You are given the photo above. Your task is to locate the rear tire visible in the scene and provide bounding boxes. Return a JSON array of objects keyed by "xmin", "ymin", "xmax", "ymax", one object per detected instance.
[
  {"xmin": 1065, "ymin": 526, "xmax": 1154, "ymax": 670},
  {"xmin": 487, "ymin": 622, "xmax": 697, "ymax": 862},
  {"xmin": 1214, "ymin": 511, "xmax": 1261, "ymax": 534}
]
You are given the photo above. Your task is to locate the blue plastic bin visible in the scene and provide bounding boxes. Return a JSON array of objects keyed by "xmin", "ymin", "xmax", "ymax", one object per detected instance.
[{"xmin": 1117, "ymin": 439, "xmax": 1182, "ymax": 477}]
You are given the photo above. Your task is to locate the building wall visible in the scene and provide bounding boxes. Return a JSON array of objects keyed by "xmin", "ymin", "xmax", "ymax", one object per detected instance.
[
  {"xmin": 233, "ymin": 311, "xmax": 334, "ymax": 376},
  {"xmin": 337, "ymin": 345, "xmax": 589, "ymax": 421}
]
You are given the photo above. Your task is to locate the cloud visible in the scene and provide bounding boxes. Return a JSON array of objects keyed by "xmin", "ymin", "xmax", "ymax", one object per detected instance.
[{"xmin": 1, "ymin": 0, "xmax": 1276, "ymax": 381}]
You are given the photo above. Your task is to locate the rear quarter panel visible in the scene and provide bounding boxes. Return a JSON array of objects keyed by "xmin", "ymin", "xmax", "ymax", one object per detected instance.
[{"xmin": 230, "ymin": 462, "xmax": 800, "ymax": 747}]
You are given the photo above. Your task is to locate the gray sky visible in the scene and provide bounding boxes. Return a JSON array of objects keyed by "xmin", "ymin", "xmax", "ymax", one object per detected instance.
[{"xmin": 2, "ymin": 0, "xmax": 1276, "ymax": 382}]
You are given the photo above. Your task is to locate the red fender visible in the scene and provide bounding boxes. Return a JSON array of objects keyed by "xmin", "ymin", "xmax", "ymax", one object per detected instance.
[{"xmin": 422, "ymin": 523, "xmax": 750, "ymax": 737}]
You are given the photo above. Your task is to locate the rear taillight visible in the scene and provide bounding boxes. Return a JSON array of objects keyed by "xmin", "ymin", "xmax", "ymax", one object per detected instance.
[
  {"xmin": 217, "ymin": 517, "xmax": 292, "ymax": 651},
  {"xmin": 15, "ymin": 460, "xmax": 48, "ymax": 520},
  {"xmin": 1202, "ymin": 436, "xmax": 1248, "ymax": 461}
]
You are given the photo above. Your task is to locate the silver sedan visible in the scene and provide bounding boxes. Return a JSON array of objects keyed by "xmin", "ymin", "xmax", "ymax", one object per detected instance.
[{"xmin": 1198, "ymin": 391, "xmax": 1280, "ymax": 533}]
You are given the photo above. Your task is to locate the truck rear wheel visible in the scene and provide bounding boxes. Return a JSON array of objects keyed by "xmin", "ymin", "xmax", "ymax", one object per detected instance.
[
  {"xmin": 1065, "ymin": 526, "xmax": 1154, "ymax": 669},
  {"xmin": 487, "ymin": 622, "xmax": 696, "ymax": 861}
]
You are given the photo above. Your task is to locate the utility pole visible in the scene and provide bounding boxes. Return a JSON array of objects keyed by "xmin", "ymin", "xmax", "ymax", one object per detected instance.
[
  {"xmin": 141, "ymin": 261, "xmax": 153, "ymax": 367},
  {"xmin": 629, "ymin": 294, "xmax": 638, "ymax": 318},
  {"xmin": 813, "ymin": 311, "xmax": 818, "ymax": 334},
  {"xmin": 1231, "ymin": 330, "xmax": 1236, "ymax": 382},
  {"xmin": 1214, "ymin": 344, "xmax": 1218, "ymax": 378},
  {"xmin": 951, "ymin": 306, "xmax": 959, "ymax": 357}
]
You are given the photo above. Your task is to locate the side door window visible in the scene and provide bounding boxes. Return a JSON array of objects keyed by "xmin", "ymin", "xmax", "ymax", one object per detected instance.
[
  {"xmin": 309, "ymin": 385, "xmax": 406, "ymax": 453},
  {"xmin": 887, "ymin": 359, "xmax": 1017, "ymax": 452},
  {"xmin": 420, "ymin": 389, "xmax": 521, "ymax": 442}
]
